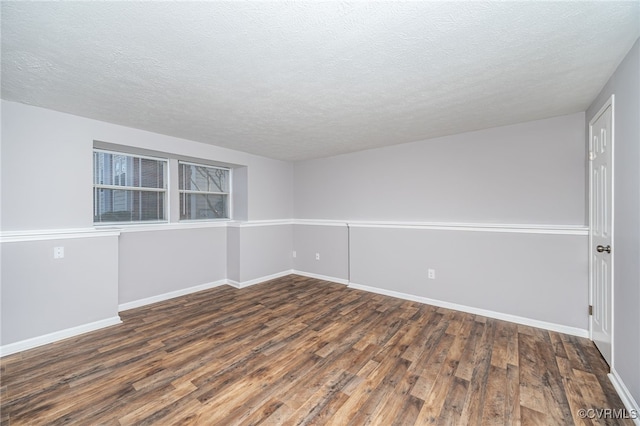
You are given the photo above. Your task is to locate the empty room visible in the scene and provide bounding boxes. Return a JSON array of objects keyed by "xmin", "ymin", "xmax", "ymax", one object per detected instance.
[{"xmin": 1, "ymin": 1, "xmax": 639, "ymax": 424}]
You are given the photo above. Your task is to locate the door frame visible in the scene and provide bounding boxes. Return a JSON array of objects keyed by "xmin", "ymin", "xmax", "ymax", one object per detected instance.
[{"xmin": 588, "ymin": 94, "xmax": 615, "ymax": 367}]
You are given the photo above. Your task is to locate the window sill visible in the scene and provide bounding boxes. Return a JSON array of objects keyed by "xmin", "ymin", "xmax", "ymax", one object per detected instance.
[{"xmin": 95, "ymin": 221, "xmax": 230, "ymax": 233}]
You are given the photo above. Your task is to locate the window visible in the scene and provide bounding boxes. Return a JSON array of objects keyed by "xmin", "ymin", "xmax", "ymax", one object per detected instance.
[
  {"xmin": 93, "ymin": 147, "xmax": 233, "ymax": 224},
  {"xmin": 179, "ymin": 162, "xmax": 230, "ymax": 220},
  {"xmin": 93, "ymin": 150, "xmax": 167, "ymax": 223}
]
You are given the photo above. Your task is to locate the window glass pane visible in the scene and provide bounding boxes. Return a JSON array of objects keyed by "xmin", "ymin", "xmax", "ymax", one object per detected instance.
[
  {"xmin": 139, "ymin": 158, "xmax": 165, "ymax": 188},
  {"xmin": 179, "ymin": 164, "xmax": 228, "ymax": 193},
  {"xmin": 180, "ymin": 193, "xmax": 228, "ymax": 220},
  {"xmin": 94, "ymin": 189, "xmax": 165, "ymax": 223},
  {"xmin": 94, "ymin": 151, "xmax": 165, "ymax": 189}
]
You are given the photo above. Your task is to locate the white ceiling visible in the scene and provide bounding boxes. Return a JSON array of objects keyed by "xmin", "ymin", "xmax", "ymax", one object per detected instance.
[{"xmin": 2, "ymin": 1, "xmax": 639, "ymax": 161}]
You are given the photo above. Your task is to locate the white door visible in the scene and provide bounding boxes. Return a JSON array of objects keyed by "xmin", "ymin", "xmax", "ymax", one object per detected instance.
[{"xmin": 589, "ymin": 96, "xmax": 614, "ymax": 366}]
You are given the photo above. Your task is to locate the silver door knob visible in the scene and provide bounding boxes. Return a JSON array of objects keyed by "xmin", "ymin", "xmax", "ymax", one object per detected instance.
[{"xmin": 596, "ymin": 245, "xmax": 612, "ymax": 253}]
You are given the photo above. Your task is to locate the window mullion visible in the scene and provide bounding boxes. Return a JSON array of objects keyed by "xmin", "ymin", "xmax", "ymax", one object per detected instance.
[{"xmin": 94, "ymin": 184, "xmax": 166, "ymax": 192}]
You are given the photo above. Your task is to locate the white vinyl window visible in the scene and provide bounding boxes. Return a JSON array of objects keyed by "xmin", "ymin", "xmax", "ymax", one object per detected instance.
[
  {"xmin": 93, "ymin": 150, "xmax": 167, "ymax": 223},
  {"xmin": 179, "ymin": 162, "xmax": 230, "ymax": 220}
]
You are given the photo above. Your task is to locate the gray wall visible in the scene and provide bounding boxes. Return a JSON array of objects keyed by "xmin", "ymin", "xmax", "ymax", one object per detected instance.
[
  {"xmin": 225, "ymin": 224, "xmax": 294, "ymax": 286},
  {"xmin": 226, "ymin": 226, "xmax": 241, "ymax": 283},
  {"xmin": 293, "ymin": 224, "xmax": 349, "ymax": 281},
  {"xmin": 118, "ymin": 227, "xmax": 227, "ymax": 305},
  {"xmin": 294, "ymin": 113, "xmax": 586, "ymax": 225},
  {"xmin": 1, "ymin": 100, "xmax": 293, "ymax": 231},
  {"xmin": 1, "ymin": 235, "xmax": 119, "ymax": 345},
  {"xmin": 1, "ymin": 100, "xmax": 294, "ymax": 350},
  {"xmin": 349, "ymin": 227, "xmax": 587, "ymax": 329},
  {"xmin": 292, "ymin": 113, "xmax": 589, "ymax": 333},
  {"xmin": 587, "ymin": 38, "xmax": 640, "ymax": 407},
  {"xmin": 232, "ymin": 167, "xmax": 249, "ymax": 222},
  {"xmin": 235, "ymin": 224, "xmax": 293, "ymax": 284}
]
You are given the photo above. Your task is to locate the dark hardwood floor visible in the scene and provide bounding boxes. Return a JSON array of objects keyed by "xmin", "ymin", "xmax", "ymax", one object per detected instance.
[{"xmin": 0, "ymin": 275, "xmax": 631, "ymax": 425}]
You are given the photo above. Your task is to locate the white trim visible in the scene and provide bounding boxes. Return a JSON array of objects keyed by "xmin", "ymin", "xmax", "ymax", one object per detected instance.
[
  {"xmin": 228, "ymin": 219, "xmax": 294, "ymax": 228},
  {"xmin": 346, "ymin": 221, "xmax": 588, "ymax": 235},
  {"xmin": 348, "ymin": 282, "xmax": 589, "ymax": 338},
  {"xmin": 2, "ymin": 219, "xmax": 587, "ymax": 242},
  {"xmin": 94, "ymin": 184, "xmax": 166, "ymax": 192},
  {"xmin": 610, "ymin": 94, "xmax": 617, "ymax": 372},
  {"xmin": 116, "ymin": 221, "xmax": 229, "ymax": 232},
  {"xmin": 609, "ymin": 369, "xmax": 640, "ymax": 425},
  {"xmin": 1, "ymin": 228, "xmax": 121, "ymax": 243},
  {"xmin": 291, "ymin": 270, "xmax": 349, "ymax": 285},
  {"xmin": 227, "ymin": 270, "xmax": 294, "ymax": 288},
  {"xmin": 0, "ymin": 316, "xmax": 122, "ymax": 358},
  {"xmin": 294, "ymin": 219, "xmax": 587, "ymax": 235},
  {"xmin": 118, "ymin": 279, "xmax": 227, "ymax": 311},
  {"xmin": 179, "ymin": 189, "xmax": 228, "ymax": 195},
  {"xmin": 293, "ymin": 219, "xmax": 349, "ymax": 227}
]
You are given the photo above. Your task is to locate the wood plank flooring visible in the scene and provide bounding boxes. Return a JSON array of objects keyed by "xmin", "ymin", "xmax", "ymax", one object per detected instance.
[{"xmin": 0, "ymin": 275, "xmax": 632, "ymax": 425}]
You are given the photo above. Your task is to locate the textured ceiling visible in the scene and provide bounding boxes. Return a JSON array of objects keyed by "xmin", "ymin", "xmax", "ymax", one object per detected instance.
[{"xmin": 2, "ymin": 1, "xmax": 639, "ymax": 161}]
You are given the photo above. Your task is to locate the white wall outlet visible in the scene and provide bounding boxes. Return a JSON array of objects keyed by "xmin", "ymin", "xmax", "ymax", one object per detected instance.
[
  {"xmin": 315, "ymin": 253, "xmax": 320, "ymax": 261},
  {"xmin": 54, "ymin": 247, "xmax": 65, "ymax": 259},
  {"xmin": 428, "ymin": 268, "xmax": 435, "ymax": 280},
  {"xmin": 293, "ymin": 251, "xmax": 297, "ymax": 258}
]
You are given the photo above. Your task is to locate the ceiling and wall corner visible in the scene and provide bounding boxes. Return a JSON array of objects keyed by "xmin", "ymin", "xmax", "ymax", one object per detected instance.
[{"xmin": 1, "ymin": 1, "xmax": 639, "ymax": 161}]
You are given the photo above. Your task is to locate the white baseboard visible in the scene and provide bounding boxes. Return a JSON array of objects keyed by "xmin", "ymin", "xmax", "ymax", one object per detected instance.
[
  {"xmin": 609, "ymin": 369, "xmax": 640, "ymax": 425},
  {"xmin": 227, "ymin": 270, "xmax": 294, "ymax": 289},
  {"xmin": 118, "ymin": 279, "xmax": 227, "ymax": 311},
  {"xmin": 291, "ymin": 270, "xmax": 349, "ymax": 285},
  {"xmin": 0, "ymin": 316, "xmax": 122, "ymax": 358},
  {"xmin": 348, "ymin": 282, "xmax": 589, "ymax": 338}
]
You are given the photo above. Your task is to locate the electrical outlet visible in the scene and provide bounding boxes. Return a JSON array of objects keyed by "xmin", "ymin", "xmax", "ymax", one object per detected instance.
[
  {"xmin": 315, "ymin": 253, "xmax": 320, "ymax": 261},
  {"xmin": 428, "ymin": 268, "xmax": 435, "ymax": 280},
  {"xmin": 292, "ymin": 251, "xmax": 297, "ymax": 258},
  {"xmin": 54, "ymin": 247, "xmax": 65, "ymax": 259}
]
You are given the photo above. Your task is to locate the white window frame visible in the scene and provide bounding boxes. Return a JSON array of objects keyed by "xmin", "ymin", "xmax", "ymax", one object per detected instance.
[
  {"xmin": 93, "ymin": 149, "xmax": 168, "ymax": 224},
  {"xmin": 178, "ymin": 161, "xmax": 232, "ymax": 221}
]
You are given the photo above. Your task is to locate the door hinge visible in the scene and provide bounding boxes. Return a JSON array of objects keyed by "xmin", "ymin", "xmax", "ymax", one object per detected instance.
[
  {"xmin": 589, "ymin": 151, "xmax": 595, "ymax": 161},
  {"xmin": 589, "ymin": 305, "xmax": 593, "ymax": 316}
]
